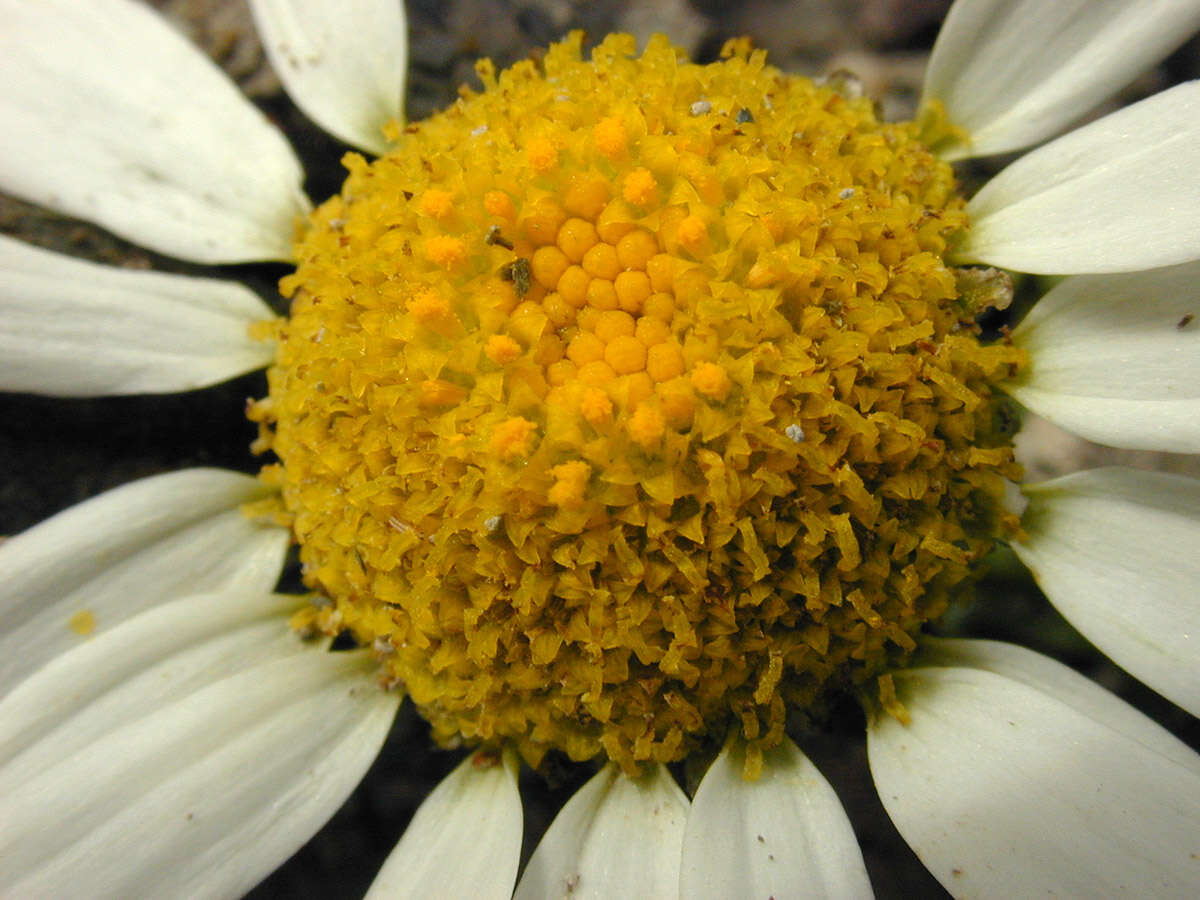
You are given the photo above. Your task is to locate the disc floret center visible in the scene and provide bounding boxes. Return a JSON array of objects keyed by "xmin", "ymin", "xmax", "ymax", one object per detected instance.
[{"xmin": 252, "ymin": 33, "xmax": 1024, "ymax": 773}]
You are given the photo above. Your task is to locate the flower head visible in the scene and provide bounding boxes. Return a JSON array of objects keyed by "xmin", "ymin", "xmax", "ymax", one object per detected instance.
[
  {"xmin": 256, "ymin": 32, "xmax": 1025, "ymax": 775},
  {"xmin": 2, "ymin": 1, "xmax": 1200, "ymax": 898}
]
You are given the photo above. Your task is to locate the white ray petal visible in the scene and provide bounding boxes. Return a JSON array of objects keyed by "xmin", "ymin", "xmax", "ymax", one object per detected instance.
[
  {"xmin": 366, "ymin": 749, "xmax": 521, "ymax": 900},
  {"xmin": 1014, "ymin": 468, "xmax": 1200, "ymax": 718},
  {"xmin": 515, "ymin": 763, "xmax": 689, "ymax": 900},
  {"xmin": 0, "ymin": 591, "xmax": 399, "ymax": 900},
  {"xmin": 924, "ymin": 0, "xmax": 1200, "ymax": 160},
  {"xmin": 0, "ymin": 591, "xmax": 308, "ymax": 775},
  {"xmin": 681, "ymin": 738, "xmax": 873, "ymax": 900},
  {"xmin": 957, "ymin": 82, "xmax": 1200, "ymax": 275},
  {"xmin": 915, "ymin": 637, "xmax": 1200, "ymax": 773},
  {"xmin": 1008, "ymin": 260, "xmax": 1200, "ymax": 452},
  {"xmin": 0, "ymin": 468, "xmax": 289, "ymax": 695},
  {"xmin": 0, "ymin": 235, "xmax": 276, "ymax": 396},
  {"xmin": 249, "ymin": 0, "xmax": 407, "ymax": 154},
  {"xmin": 0, "ymin": 0, "xmax": 310, "ymax": 264},
  {"xmin": 868, "ymin": 638, "xmax": 1200, "ymax": 899}
]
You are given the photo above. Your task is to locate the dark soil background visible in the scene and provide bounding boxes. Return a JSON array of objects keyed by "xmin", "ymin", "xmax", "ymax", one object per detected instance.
[{"xmin": 2, "ymin": 2, "xmax": 1198, "ymax": 898}]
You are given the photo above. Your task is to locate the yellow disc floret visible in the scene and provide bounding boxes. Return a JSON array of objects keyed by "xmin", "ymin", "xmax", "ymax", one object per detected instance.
[{"xmin": 254, "ymin": 33, "xmax": 1024, "ymax": 773}]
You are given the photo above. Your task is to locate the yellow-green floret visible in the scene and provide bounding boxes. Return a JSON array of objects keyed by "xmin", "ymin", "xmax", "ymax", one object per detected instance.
[{"xmin": 251, "ymin": 33, "xmax": 1024, "ymax": 774}]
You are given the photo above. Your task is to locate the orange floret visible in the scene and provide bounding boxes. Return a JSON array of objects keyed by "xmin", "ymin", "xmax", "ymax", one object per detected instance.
[
  {"xmin": 593, "ymin": 115, "xmax": 628, "ymax": 159},
  {"xmin": 567, "ymin": 331, "xmax": 606, "ymax": 366},
  {"xmin": 557, "ymin": 218, "xmax": 600, "ymax": 263},
  {"xmin": 614, "ymin": 271, "xmax": 652, "ymax": 313},
  {"xmin": 563, "ymin": 175, "xmax": 610, "ymax": 220},
  {"xmin": 627, "ymin": 403, "xmax": 666, "ymax": 448},
  {"xmin": 622, "ymin": 168, "xmax": 659, "ymax": 208},
  {"xmin": 546, "ymin": 359, "xmax": 577, "ymax": 386},
  {"xmin": 615, "ymin": 229, "xmax": 658, "ymax": 270},
  {"xmin": 557, "ymin": 265, "xmax": 591, "ymax": 307},
  {"xmin": 490, "ymin": 416, "xmax": 538, "ymax": 459},
  {"xmin": 484, "ymin": 190, "xmax": 515, "ymax": 220},
  {"xmin": 485, "ymin": 334, "xmax": 522, "ymax": 365},
  {"xmin": 579, "ymin": 386, "xmax": 613, "ymax": 424},
  {"xmin": 635, "ymin": 316, "xmax": 671, "ymax": 346},
  {"xmin": 646, "ymin": 342, "xmax": 685, "ymax": 382},
  {"xmin": 594, "ymin": 310, "xmax": 636, "ymax": 342},
  {"xmin": 585, "ymin": 278, "xmax": 618, "ymax": 310},
  {"xmin": 406, "ymin": 289, "xmax": 454, "ymax": 326},
  {"xmin": 521, "ymin": 200, "xmax": 566, "ymax": 246},
  {"xmin": 676, "ymin": 215, "xmax": 709, "ymax": 253},
  {"xmin": 531, "ymin": 246, "xmax": 570, "ymax": 289},
  {"xmin": 424, "ymin": 235, "xmax": 466, "ymax": 268},
  {"xmin": 548, "ymin": 460, "xmax": 592, "ymax": 507},
  {"xmin": 642, "ymin": 292, "xmax": 675, "ymax": 322},
  {"xmin": 419, "ymin": 189, "xmax": 455, "ymax": 219},
  {"xmin": 542, "ymin": 292, "xmax": 576, "ymax": 327},
  {"xmin": 582, "ymin": 243, "xmax": 621, "ymax": 280},
  {"xmin": 646, "ymin": 254, "xmax": 675, "ymax": 292},
  {"xmin": 605, "ymin": 335, "xmax": 647, "ymax": 375},
  {"xmin": 691, "ymin": 361, "xmax": 731, "ymax": 400},
  {"xmin": 526, "ymin": 136, "xmax": 558, "ymax": 171},
  {"xmin": 578, "ymin": 359, "xmax": 617, "ymax": 386}
]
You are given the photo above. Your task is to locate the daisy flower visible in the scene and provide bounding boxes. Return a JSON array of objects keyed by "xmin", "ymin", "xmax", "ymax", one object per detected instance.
[{"xmin": 2, "ymin": 0, "xmax": 1200, "ymax": 897}]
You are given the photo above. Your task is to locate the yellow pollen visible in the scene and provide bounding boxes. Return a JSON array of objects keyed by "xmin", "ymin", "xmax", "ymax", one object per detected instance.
[
  {"xmin": 593, "ymin": 115, "xmax": 629, "ymax": 158},
  {"xmin": 485, "ymin": 334, "xmax": 522, "ymax": 365},
  {"xmin": 579, "ymin": 386, "xmax": 613, "ymax": 424},
  {"xmin": 68, "ymin": 609, "xmax": 96, "ymax": 636},
  {"xmin": 419, "ymin": 189, "xmax": 455, "ymax": 219},
  {"xmin": 484, "ymin": 190, "xmax": 515, "ymax": 220},
  {"xmin": 622, "ymin": 168, "xmax": 658, "ymax": 207},
  {"xmin": 407, "ymin": 289, "xmax": 454, "ymax": 327},
  {"xmin": 424, "ymin": 235, "xmax": 466, "ymax": 268},
  {"xmin": 548, "ymin": 460, "xmax": 592, "ymax": 507},
  {"xmin": 627, "ymin": 402, "xmax": 665, "ymax": 447},
  {"xmin": 526, "ymin": 136, "xmax": 558, "ymax": 171},
  {"xmin": 490, "ymin": 416, "xmax": 538, "ymax": 458},
  {"xmin": 257, "ymin": 31, "xmax": 1025, "ymax": 775},
  {"xmin": 690, "ymin": 361, "xmax": 731, "ymax": 400}
]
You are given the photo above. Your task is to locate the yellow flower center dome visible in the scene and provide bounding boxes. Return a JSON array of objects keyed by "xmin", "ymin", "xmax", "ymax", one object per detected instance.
[{"xmin": 252, "ymin": 33, "xmax": 1024, "ymax": 773}]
